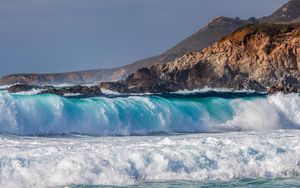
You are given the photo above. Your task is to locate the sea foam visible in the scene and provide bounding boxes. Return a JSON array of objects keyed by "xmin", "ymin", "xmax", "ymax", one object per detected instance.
[{"xmin": 0, "ymin": 131, "xmax": 299, "ymax": 187}]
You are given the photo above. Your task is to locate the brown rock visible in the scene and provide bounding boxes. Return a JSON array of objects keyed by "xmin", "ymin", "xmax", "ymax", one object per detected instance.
[{"xmin": 101, "ymin": 23, "xmax": 300, "ymax": 94}]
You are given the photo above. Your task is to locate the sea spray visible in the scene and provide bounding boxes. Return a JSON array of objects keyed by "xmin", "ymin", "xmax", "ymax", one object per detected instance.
[{"xmin": 0, "ymin": 131, "xmax": 300, "ymax": 187}]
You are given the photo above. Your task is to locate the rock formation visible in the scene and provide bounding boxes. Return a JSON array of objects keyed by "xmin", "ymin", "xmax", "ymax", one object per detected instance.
[
  {"xmin": 100, "ymin": 23, "xmax": 300, "ymax": 93},
  {"xmin": 8, "ymin": 84, "xmax": 103, "ymax": 96},
  {"xmin": 1, "ymin": 0, "xmax": 299, "ymax": 87}
]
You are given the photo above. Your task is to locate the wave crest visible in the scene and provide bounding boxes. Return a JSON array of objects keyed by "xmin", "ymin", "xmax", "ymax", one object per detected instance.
[
  {"xmin": 0, "ymin": 91, "xmax": 299, "ymax": 135},
  {"xmin": 0, "ymin": 131, "xmax": 300, "ymax": 187}
]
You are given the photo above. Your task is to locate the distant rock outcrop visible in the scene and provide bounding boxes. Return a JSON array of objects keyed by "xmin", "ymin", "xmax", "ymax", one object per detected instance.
[
  {"xmin": 262, "ymin": 0, "xmax": 300, "ymax": 23},
  {"xmin": 8, "ymin": 84, "xmax": 103, "ymax": 96},
  {"xmin": 100, "ymin": 23, "xmax": 300, "ymax": 93}
]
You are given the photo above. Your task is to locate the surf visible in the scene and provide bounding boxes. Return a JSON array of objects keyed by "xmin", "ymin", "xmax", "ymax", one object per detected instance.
[
  {"xmin": 0, "ymin": 131, "xmax": 300, "ymax": 187},
  {"xmin": 0, "ymin": 90, "xmax": 300, "ymax": 136}
]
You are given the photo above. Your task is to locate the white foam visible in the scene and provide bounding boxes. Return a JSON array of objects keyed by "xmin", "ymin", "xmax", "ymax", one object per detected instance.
[
  {"xmin": 0, "ymin": 131, "xmax": 300, "ymax": 187},
  {"xmin": 63, "ymin": 93, "xmax": 82, "ymax": 97},
  {"xmin": 268, "ymin": 93, "xmax": 300, "ymax": 126},
  {"xmin": 47, "ymin": 83, "xmax": 75, "ymax": 88},
  {"xmin": 0, "ymin": 92, "xmax": 18, "ymax": 132},
  {"xmin": 220, "ymin": 93, "xmax": 300, "ymax": 131},
  {"xmin": 100, "ymin": 89, "xmax": 121, "ymax": 95},
  {"xmin": 13, "ymin": 88, "xmax": 45, "ymax": 95},
  {"xmin": 0, "ymin": 83, "xmax": 21, "ymax": 90},
  {"xmin": 173, "ymin": 86, "xmax": 258, "ymax": 94},
  {"xmin": 224, "ymin": 99, "xmax": 281, "ymax": 131},
  {"xmin": 0, "ymin": 85, "xmax": 10, "ymax": 90}
]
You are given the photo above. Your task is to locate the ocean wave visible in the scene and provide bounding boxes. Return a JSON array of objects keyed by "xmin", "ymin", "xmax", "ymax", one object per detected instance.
[
  {"xmin": 0, "ymin": 91, "xmax": 299, "ymax": 135},
  {"xmin": 0, "ymin": 131, "xmax": 300, "ymax": 187}
]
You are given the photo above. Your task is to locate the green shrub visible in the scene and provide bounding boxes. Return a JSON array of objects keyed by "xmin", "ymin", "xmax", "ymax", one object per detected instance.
[
  {"xmin": 280, "ymin": 27, "xmax": 291, "ymax": 34},
  {"xmin": 233, "ymin": 23, "xmax": 298, "ymax": 38}
]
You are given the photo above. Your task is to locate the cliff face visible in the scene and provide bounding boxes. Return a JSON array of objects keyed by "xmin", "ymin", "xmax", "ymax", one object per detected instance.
[
  {"xmin": 0, "ymin": 17, "xmax": 253, "ymax": 86},
  {"xmin": 100, "ymin": 24, "xmax": 300, "ymax": 93},
  {"xmin": 2, "ymin": 0, "xmax": 299, "ymax": 86}
]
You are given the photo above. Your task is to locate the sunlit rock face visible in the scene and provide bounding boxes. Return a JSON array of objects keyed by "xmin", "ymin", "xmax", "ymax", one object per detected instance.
[{"xmin": 101, "ymin": 24, "xmax": 300, "ymax": 93}]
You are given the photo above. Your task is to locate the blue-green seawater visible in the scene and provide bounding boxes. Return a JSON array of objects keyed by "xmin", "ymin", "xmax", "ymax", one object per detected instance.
[
  {"xmin": 1, "ymin": 90, "xmax": 298, "ymax": 135},
  {"xmin": 0, "ymin": 90, "xmax": 300, "ymax": 187}
]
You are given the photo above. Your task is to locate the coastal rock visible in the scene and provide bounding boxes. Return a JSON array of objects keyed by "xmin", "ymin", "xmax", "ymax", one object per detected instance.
[
  {"xmin": 8, "ymin": 84, "xmax": 54, "ymax": 93},
  {"xmin": 8, "ymin": 84, "xmax": 36, "ymax": 93},
  {"xmin": 8, "ymin": 84, "xmax": 103, "ymax": 96},
  {"xmin": 1, "ymin": 1, "xmax": 299, "ymax": 87},
  {"xmin": 101, "ymin": 23, "xmax": 300, "ymax": 93}
]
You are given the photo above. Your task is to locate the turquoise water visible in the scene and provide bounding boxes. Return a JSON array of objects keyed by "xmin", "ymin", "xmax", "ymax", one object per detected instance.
[
  {"xmin": 1, "ymin": 91, "xmax": 299, "ymax": 135},
  {"xmin": 1, "ymin": 90, "xmax": 300, "ymax": 187}
]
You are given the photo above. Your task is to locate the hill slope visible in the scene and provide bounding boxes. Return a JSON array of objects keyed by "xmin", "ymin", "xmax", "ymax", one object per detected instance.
[
  {"xmin": 0, "ymin": 17, "xmax": 254, "ymax": 85},
  {"xmin": 262, "ymin": 0, "xmax": 300, "ymax": 23},
  {"xmin": 100, "ymin": 23, "xmax": 300, "ymax": 93},
  {"xmin": 1, "ymin": 0, "xmax": 299, "ymax": 86}
]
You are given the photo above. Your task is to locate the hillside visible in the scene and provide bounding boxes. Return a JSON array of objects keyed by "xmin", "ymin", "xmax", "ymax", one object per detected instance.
[
  {"xmin": 1, "ymin": 0, "xmax": 299, "ymax": 86},
  {"xmin": 262, "ymin": 0, "xmax": 300, "ymax": 23},
  {"xmin": 0, "ymin": 17, "xmax": 254, "ymax": 85},
  {"xmin": 100, "ymin": 23, "xmax": 300, "ymax": 93}
]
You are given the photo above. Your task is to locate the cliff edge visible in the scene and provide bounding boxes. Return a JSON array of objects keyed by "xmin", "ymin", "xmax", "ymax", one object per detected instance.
[{"xmin": 100, "ymin": 23, "xmax": 300, "ymax": 93}]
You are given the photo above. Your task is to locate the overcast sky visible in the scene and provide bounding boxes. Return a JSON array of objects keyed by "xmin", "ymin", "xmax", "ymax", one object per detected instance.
[{"xmin": 0, "ymin": 0, "xmax": 287, "ymax": 76}]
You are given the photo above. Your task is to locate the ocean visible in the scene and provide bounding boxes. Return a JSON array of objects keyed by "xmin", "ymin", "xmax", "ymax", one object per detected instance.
[{"xmin": 1, "ymin": 89, "xmax": 300, "ymax": 187}]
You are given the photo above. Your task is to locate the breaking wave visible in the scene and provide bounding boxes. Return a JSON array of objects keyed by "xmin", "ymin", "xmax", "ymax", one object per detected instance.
[
  {"xmin": 1, "ymin": 131, "xmax": 300, "ymax": 187},
  {"xmin": 0, "ymin": 91, "xmax": 300, "ymax": 135}
]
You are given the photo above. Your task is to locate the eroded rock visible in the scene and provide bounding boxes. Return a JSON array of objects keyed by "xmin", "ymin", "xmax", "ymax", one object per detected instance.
[{"xmin": 8, "ymin": 84, "xmax": 103, "ymax": 96}]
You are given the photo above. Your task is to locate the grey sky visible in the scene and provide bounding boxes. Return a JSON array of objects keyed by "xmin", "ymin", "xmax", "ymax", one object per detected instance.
[{"xmin": 0, "ymin": 0, "xmax": 287, "ymax": 76}]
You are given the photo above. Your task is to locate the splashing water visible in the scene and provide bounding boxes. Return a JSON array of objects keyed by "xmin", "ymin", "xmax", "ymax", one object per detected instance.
[
  {"xmin": 1, "ymin": 90, "xmax": 300, "ymax": 187},
  {"xmin": 0, "ymin": 131, "xmax": 300, "ymax": 187}
]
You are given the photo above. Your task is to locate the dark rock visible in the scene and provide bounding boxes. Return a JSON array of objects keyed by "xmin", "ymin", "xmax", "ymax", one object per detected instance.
[
  {"xmin": 8, "ymin": 84, "xmax": 41, "ymax": 93},
  {"xmin": 40, "ymin": 88, "xmax": 64, "ymax": 96},
  {"xmin": 41, "ymin": 85, "xmax": 103, "ymax": 96},
  {"xmin": 99, "ymin": 82, "xmax": 130, "ymax": 93},
  {"xmin": 268, "ymin": 86, "xmax": 283, "ymax": 94},
  {"xmin": 8, "ymin": 84, "xmax": 103, "ymax": 96}
]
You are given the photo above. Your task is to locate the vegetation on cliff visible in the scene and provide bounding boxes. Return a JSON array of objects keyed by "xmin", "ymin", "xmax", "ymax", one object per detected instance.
[
  {"xmin": 100, "ymin": 23, "xmax": 300, "ymax": 93},
  {"xmin": 1, "ymin": 0, "xmax": 300, "ymax": 87}
]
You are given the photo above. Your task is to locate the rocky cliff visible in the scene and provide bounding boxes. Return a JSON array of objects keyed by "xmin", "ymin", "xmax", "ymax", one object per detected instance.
[
  {"xmin": 1, "ymin": 0, "xmax": 299, "ymax": 86},
  {"xmin": 100, "ymin": 23, "xmax": 300, "ymax": 93}
]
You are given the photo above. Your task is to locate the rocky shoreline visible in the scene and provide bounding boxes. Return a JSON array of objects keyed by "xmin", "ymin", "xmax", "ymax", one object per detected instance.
[
  {"xmin": 6, "ymin": 23, "xmax": 300, "ymax": 96},
  {"xmin": 99, "ymin": 23, "xmax": 300, "ymax": 94},
  {"xmin": 7, "ymin": 84, "xmax": 103, "ymax": 96},
  {"xmin": 2, "ymin": 0, "xmax": 299, "ymax": 87}
]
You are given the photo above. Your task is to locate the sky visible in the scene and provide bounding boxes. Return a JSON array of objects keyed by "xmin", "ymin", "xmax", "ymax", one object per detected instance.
[{"xmin": 0, "ymin": 0, "xmax": 288, "ymax": 76}]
